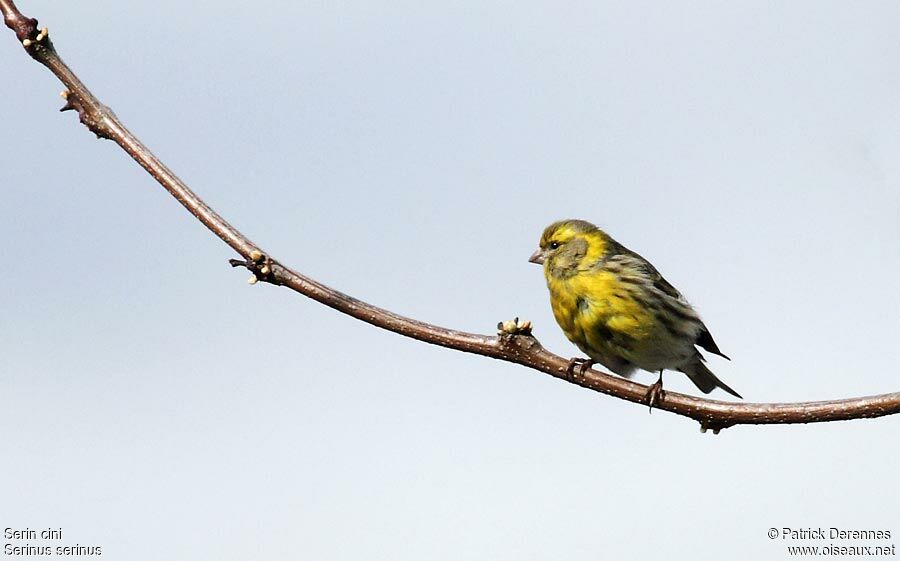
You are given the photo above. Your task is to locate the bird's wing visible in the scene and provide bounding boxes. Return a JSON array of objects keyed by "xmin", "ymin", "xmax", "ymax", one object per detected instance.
[
  {"xmin": 604, "ymin": 245, "xmax": 683, "ymax": 300},
  {"xmin": 696, "ymin": 326, "xmax": 730, "ymax": 360},
  {"xmin": 605, "ymin": 245, "xmax": 731, "ymax": 360}
]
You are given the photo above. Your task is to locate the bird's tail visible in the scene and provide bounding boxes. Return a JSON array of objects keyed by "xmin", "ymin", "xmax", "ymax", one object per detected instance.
[{"xmin": 679, "ymin": 357, "xmax": 742, "ymax": 399}]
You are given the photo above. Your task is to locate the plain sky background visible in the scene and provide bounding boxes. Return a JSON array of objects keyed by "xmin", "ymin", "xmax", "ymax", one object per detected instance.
[{"xmin": 2, "ymin": 1, "xmax": 899, "ymax": 559}]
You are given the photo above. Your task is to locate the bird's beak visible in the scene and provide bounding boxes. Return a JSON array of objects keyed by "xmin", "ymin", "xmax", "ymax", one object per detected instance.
[{"xmin": 528, "ymin": 249, "xmax": 545, "ymax": 265}]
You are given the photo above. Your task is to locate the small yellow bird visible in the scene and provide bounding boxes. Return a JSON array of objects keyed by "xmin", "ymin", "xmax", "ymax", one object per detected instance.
[{"xmin": 529, "ymin": 219, "xmax": 741, "ymax": 403}]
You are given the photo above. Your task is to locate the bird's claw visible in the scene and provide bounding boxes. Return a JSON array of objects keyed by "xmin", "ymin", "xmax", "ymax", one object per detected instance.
[
  {"xmin": 565, "ymin": 357, "xmax": 594, "ymax": 381},
  {"xmin": 645, "ymin": 379, "xmax": 665, "ymax": 412}
]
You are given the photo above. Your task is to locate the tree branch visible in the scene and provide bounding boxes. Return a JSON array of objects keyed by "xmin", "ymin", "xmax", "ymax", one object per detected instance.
[{"xmin": 5, "ymin": 1, "xmax": 899, "ymax": 432}]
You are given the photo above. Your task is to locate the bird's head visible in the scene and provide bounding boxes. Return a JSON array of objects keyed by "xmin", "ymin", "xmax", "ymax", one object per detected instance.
[{"xmin": 529, "ymin": 219, "xmax": 607, "ymax": 278}]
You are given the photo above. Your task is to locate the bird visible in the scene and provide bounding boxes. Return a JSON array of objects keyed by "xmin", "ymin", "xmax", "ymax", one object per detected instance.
[{"xmin": 529, "ymin": 219, "xmax": 741, "ymax": 406}]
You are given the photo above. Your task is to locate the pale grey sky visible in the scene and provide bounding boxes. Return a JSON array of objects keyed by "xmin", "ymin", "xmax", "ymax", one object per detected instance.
[{"xmin": 2, "ymin": 1, "xmax": 899, "ymax": 560}]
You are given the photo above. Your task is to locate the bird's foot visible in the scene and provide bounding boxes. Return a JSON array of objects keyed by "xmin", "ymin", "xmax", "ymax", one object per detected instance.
[
  {"xmin": 645, "ymin": 376, "xmax": 665, "ymax": 412},
  {"xmin": 565, "ymin": 357, "xmax": 594, "ymax": 381}
]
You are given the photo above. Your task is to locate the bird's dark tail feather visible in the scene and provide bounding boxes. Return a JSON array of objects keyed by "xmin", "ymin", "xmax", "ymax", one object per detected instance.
[{"xmin": 679, "ymin": 359, "xmax": 742, "ymax": 399}]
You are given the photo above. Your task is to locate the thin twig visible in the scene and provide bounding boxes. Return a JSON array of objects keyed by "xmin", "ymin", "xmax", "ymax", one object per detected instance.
[{"xmin": 4, "ymin": 0, "xmax": 899, "ymax": 432}]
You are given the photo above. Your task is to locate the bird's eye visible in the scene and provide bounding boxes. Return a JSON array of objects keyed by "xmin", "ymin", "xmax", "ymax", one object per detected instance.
[{"xmin": 548, "ymin": 241, "xmax": 561, "ymax": 250}]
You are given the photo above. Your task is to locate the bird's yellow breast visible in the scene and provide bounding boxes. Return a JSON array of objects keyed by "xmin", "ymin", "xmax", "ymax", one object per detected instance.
[{"xmin": 546, "ymin": 270, "xmax": 656, "ymax": 354}]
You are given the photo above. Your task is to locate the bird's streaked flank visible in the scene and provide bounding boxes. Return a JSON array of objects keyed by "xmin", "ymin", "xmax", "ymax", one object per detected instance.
[{"xmin": 530, "ymin": 219, "xmax": 741, "ymax": 406}]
